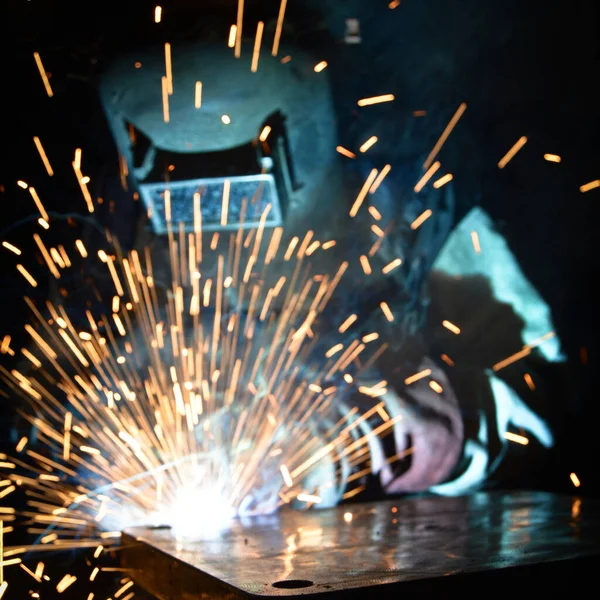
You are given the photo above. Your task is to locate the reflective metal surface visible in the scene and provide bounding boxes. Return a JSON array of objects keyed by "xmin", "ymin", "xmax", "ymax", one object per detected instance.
[{"xmin": 122, "ymin": 492, "xmax": 600, "ymax": 599}]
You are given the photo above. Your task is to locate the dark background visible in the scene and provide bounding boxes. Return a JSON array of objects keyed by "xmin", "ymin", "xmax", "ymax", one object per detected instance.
[{"xmin": 0, "ymin": 0, "xmax": 598, "ymax": 595}]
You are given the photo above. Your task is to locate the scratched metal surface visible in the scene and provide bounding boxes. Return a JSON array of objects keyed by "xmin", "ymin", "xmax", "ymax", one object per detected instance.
[{"xmin": 122, "ymin": 491, "xmax": 600, "ymax": 599}]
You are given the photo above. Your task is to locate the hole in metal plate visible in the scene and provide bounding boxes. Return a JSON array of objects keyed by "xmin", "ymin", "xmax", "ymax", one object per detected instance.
[{"xmin": 271, "ymin": 579, "xmax": 314, "ymax": 589}]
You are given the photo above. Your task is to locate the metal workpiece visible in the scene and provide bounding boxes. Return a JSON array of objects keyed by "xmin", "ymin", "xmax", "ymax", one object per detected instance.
[{"xmin": 122, "ymin": 491, "xmax": 600, "ymax": 598}]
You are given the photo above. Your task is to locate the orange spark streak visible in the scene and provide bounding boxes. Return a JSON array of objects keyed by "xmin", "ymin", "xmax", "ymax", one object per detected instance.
[
  {"xmin": 357, "ymin": 94, "xmax": 395, "ymax": 107},
  {"xmin": 235, "ymin": 0, "xmax": 244, "ymax": 59},
  {"xmin": 423, "ymin": 102, "xmax": 467, "ymax": 169},
  {"xmin": 410, "ymin": 209, "xmax": 432, "ymax": 230},
  {"xmin": 33, "ymin": 136, "xmax": 54, "ymax": 176},
  {"xmin": 359, "ymin": 136, "xmax": 378, "ymax": 153},
  {"xmin": 33, "ymin": 52, "xmax": 53, "ymax": 97},
  {"xmin": 498, "ymin": 136, "xmax": 528, "ymax": 168},
  {"xmin": 251, "ymin": 21, "xmax": 264, "ymax": 73},
  {"xmin": 272, "ymin": 0, "xmax": 288, "ymax": 57}
]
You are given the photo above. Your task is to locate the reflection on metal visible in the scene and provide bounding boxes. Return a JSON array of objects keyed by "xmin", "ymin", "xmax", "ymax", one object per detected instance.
[
  {"xmin": 139, "ymin": 174, "xmax": 282, "ymax": 235},
  {"xmin": 121, "ymin": 492, "xmax": 600, "ymax": 598}
]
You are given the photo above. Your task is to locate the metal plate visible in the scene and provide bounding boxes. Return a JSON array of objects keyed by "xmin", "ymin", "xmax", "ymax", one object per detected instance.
[
  {"xmin": 121, "ymin": 491, "xmax": 600, "ymax": 599},
  {"xmin": 139, "ymin": 174, "xmax": 282, "ymax": 235}
]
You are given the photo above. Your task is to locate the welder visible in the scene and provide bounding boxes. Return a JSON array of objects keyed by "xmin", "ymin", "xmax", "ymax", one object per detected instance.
[{"xmin": 98, "ymin": 26, "xmax": 563, "ymax": 511}]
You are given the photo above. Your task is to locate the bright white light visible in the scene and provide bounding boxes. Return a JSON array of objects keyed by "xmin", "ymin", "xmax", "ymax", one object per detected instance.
[{"xmin": 152, "ymin": 485, "xmax": 235, "ymax": 540}]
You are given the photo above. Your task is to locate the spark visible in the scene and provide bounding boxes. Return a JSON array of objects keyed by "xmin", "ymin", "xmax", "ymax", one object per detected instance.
[
  {"xmin": 580, "ymin": 180, "xmax": 600, "ymax": 193},
  {"xmin": 259, "ymin": 126, "xmax": 271, "ymax": 142},
  {"xmin": 154, "ymin": 6, "xmax": 162, "ymax": 23},
  {"xmin": 413, "ymin": 109, "xmax": 426, "ymax": 116},
  {"xmin": 280, "ymin": 465, "xmax": 293, "ymax": 488},
  {"xmin": 368, "ymin": 206, "xmax": 382, "ymax": 220},
  {"xmin": 382, "ymin": 258, "xmax": 402, "ymax": 274},
  {"xmin": 75, "ymin": 240, "xmax": 88, "ymax": 258},
  {"xmin": 228, "ymin": 25, "xmax": 237, "ymax": 48},
  {"xmin": 442, "ymin": 320, "xmax": 461, "ymax": 334},
  {"xmin": 429, "ymin": 381, "xmax": 443, "ymax": 394},
  {"xmin": 362, "ymin": 332, "xmax": 379, "ymax": 343},
  {"xmin": 371, "ymin": 224, "xmax": 384, "ymax": 237},
  {"xmin": 297, "ymin": 494, "xmax": 322, "ymax": 504},
  {"xmin": 114, "ymin": 580, "xmax": 134, "ymax": 597},
  {"xmin": 29, "ymin": 187, "xmax": 49, "ymax": 222},
  {"xmin": 314, "ymin": 61, "xmax": 328, "ymax": 73},
  {"xmin": 251, "ymin": 22, "xmax": 265, "ymax": 73},
  {"xmin": 498, "ymin": 136, "xmax": 528, "ymax": 168},
  {"xmin": 0, "ymin": 336, "xmax": 10, "ymax": 354},
  {"xmin": 492, "ymin": 347, "xmax": 531, "ymax": 372},
  {"xmin": 342, "ymin": 486, "xmax": 365, "ymax": 500},
  {"xmin": 410, "ymin": 209, "xmax": 432, "ymax": 230},
  {"xmin": 404, "ymin": 369, "xmax": 431, "ymax": 385},
  {"xmin": 359, "ymin": 136, "xmax": 378, "ymax": 153},
  {"xmin": 441, "ymin": 353, "xmax": 455, "ymax": 367},
  {"xmin": 389, "ymin": 0, "xmax": 401, "ymax": 8},
  {"xmin": 56, "ymin": 574, "xmax": 76, "ymax": 593},
  {"xmin": 504, "ymin": 432, "xmax": 529, "ymax": 445},
  {"xmin": 164, "ymin": 43, "xmax": 173, "ymax": 94},
  {"xmin": 369, "ymin": 164, "xmax": 391, "ymax": 193},
  {"xmin": 357, "ymin": 94, "xmax": 395, "ymax": 107},
  {"xmin": 16, "ymin": 437, "xmax": 28, "ymax": 453},
  {"xmin": 272, "ymin": 0, "xmax": 288, "ymax": 56},
  {"xmin": 16, "ymin": 265, "xmax": 38, "ymax": 288},
  {"xmin": 414, "ymin": 161, "xmax": 440, "ymax": 192},
  {"xmin": 423, "ymin": 102, "xmax": 467, "ymax": 169},
  {"xmin": 380, "ymin": 302, "xmax": 394, "ymax": 322},
  {"xmin": 338, "ymin": 314, "xmax": 357, "ymax": 333},
  {"xmin": 72, "ymin": 150, "xmax": 95, "ymax": 213},
  {"xmin": 161, "ymin": 77, "xmax": 170, "ymax": 123},
  {"xmin": 325, "ymin": 343, "xmax": 344, "ymax": 358},
  {"xmin": 2, "ymin": 242, "xmax": 21, "ymax": 256},
  {"xmin": 19, "ymin": 563, "xmax": 41, "ymax": 582},
  {"xmin": 336, "ymin": 146, "xmax": 356, "ymax": 159},
  {"xmin": 433, "ymin": 173, "xmax": 453, "ymax": 188},
  {"xmin": 33, "ymin": 52, "xmax": 53, "ymax": 97},
  {"xmin": 513, "ymin": 364, "xmax": 532, "ymax": 388},
  {"xmin": 195, "ymin": 81, "xmax": 202, "ymax": 109},
  {"xmin": 471, "ymin": 231, "xmax": 481, "ymax": 254},
  {"xmin": 359, "ymin": 255, "xmax": 372, "ymax": 275},
  {"xmin": 544, "ymin": 153, "xmax": 561, "ymax": 163},
  {"xmin": 17, "ymin": 180, "xmax": 28, "ymax": 189},
  {"xmin": 33, "ymin": 137, "xmax": 54, "ymax": 176},
  {"xmin": 349, "ymin": 169, "xmax": 378, "ymax": 217},
  {"xmin": 305, "ymin": 240, "xmax": 320, "ymax": 256},
  {"xmin": 221, "ymin": 114, "xmax": 231, "ymax": 124},
  {"xmin": 221, "ymin": 180, "xmax": 230, "ymax": 226},
  {"xmin": 235, "ymin": 0, "xmax": 244, "ymax": 59},
  {"xmin": 570, "ymin": 473, "xmax": 581, "ymax": 488}
]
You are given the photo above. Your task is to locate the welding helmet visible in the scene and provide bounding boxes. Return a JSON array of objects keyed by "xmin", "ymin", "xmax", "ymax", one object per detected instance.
[{"xmin": 99, "ymin": 40, "xmax": 340, "ymax": 247}]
